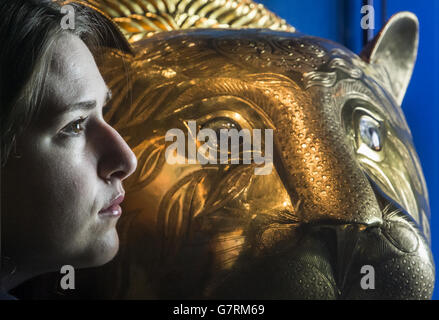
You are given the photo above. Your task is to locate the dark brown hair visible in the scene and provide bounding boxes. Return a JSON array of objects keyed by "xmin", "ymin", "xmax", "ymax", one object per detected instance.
[{"xmin": 0, "ymin": 0, "xmax": 132, "ymax": 166}]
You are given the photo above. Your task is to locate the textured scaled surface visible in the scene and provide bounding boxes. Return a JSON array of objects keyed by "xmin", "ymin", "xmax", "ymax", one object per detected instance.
[
  {"xmin": 61, "ymin": 1, "xmax": 434, "ymax": 299},
  {"xmin": 63, "ymin": 0, "xmax": 294, "ymax": 42}
]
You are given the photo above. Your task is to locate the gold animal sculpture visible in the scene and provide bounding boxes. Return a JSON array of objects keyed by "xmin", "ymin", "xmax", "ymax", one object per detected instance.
[{"xmin": 61, "ymin": 0, "xmax": 434, "ymax": 299}]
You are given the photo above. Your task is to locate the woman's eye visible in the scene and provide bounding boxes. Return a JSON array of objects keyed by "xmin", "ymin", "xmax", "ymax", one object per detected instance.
[
  {"xmin": 358, "ymin": 115, "xmax": 383, "ymax": 151},
  {"xmin": 60, "ymin": 117, "xmax": 87, "ymax": 136}
]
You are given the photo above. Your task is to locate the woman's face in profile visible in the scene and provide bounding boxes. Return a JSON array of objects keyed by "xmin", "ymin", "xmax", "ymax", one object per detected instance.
[{"xmin": 2, "ymin": 34, "xmax": 137, "ymax": 275}]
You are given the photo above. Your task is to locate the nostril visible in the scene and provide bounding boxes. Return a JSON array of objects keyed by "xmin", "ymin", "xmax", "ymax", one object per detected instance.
[
  {"xmin": 340, "ymin": 219, "xmax": 434, "ymax": 299},
  {"xmin": 110, "ymin": 169, "xmax": 130, "ymax": 182},
  {"xmin": 102, "ymin": 150, "xmax": 137, "ymax": 182},
  {"xmin": 381, "ymin": 215, "xmax": 420, "ymax": 254}
]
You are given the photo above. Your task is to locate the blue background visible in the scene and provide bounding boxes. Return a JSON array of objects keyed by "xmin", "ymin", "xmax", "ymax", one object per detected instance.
[{"xmin": 257, "ymin": 0, "xmax": 439, "ymax": 299}]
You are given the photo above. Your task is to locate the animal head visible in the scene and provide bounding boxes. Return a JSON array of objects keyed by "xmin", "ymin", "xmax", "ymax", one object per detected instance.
[{"xmin": 70, "ymin": 0, "xmax": 434, "ymax": 299}]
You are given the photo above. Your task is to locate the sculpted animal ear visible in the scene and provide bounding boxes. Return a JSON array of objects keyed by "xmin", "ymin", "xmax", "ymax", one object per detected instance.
[{"xmin": 361, "ymin": 12, "xmax": 419, "ymax": 106}]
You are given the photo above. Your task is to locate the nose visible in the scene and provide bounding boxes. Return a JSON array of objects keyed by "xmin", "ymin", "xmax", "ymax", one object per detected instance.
[
  {"xmin": 96, "ymin": 123, "xmax": 137, "ymax": 183},
  {"xmin": 261, "ymin": 86, "xmax": 382, "ymax": 225}
]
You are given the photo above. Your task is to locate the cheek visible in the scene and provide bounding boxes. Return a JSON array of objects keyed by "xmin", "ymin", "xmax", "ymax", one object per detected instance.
[{"xmin": 17, "ymin": 141, "xmax": 99, "ymax": 241}]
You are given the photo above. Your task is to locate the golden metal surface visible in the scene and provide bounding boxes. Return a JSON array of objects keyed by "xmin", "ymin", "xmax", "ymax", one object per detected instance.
[
  {"xmin": 63, "ymin": 1, "xmax": 433, "ymax": 299},
  {"xmin": 64, "ymin": 0, "xmax": 294, "ymax": 42}
]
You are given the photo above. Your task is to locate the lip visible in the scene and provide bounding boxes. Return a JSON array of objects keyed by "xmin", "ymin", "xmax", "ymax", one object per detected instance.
[{"xmin": 99, "ymin": 193, "xmax": 125, "ymax": 218}]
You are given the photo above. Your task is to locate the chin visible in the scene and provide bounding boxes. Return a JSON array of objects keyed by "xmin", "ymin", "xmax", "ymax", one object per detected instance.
[{"xmin": 78, "ymin": 228, "xmax": 120, "ymax": 268}]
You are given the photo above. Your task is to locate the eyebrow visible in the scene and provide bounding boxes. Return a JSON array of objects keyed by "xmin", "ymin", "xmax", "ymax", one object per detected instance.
[{"xmin": 54, "ymin": 89, "xmax": 113, "ymax": 116}]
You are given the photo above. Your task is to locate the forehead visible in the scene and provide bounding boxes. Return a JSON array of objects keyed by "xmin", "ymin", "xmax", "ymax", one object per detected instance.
[
  {"xmin": 44, "ymin": 34, "xmax": 106, "ymax": 107},
  {"xmin": 116, "ymin": 30, "xmax": 332, "ymax": 112},
  {"xmin": 133, "ymin": 29, "xmax": 332, "ymax": 80},
  {"xmin": 104, "ymin": 29, "xmax": 407, "ymax": 134},
  {"xmin": 127, "ymin": 29, "xmax": 406, "ymax": 120}
]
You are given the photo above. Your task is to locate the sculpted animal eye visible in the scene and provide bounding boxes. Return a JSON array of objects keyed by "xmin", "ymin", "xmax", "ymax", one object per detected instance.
[
  {"xmin": 200, "ymin": 117, "xmax": 242, "ymax": 139},
  {"xmin": 201, "ymin": 117, "xmax": 241, "ymax": 131},
  {"xmin": 359, "ymin": 115, "xmax": 382, "ymax": 152}
]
